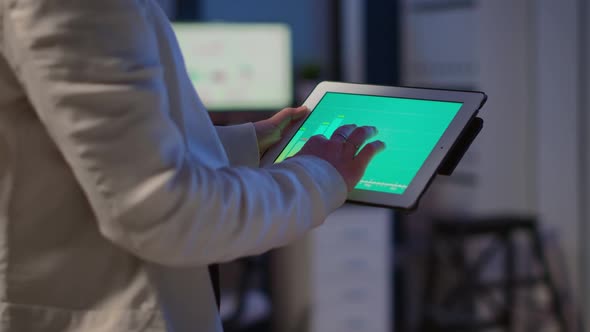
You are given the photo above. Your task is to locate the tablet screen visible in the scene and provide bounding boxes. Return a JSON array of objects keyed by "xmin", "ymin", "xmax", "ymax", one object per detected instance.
[{"xmin": 274, "ymin": 92, "xmax": 463, "ymax": 194}]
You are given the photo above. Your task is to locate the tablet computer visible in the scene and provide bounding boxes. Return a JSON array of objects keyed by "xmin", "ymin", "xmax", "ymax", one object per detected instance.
[{"xmin": 260, "ymin": 81, "xmax": 487, "ymax": 210}]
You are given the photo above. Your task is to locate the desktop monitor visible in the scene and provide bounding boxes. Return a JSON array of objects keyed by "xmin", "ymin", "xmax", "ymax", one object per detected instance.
[{"xmin": 172, "ymin": 23, "xmax": 293, "ymax": 112}]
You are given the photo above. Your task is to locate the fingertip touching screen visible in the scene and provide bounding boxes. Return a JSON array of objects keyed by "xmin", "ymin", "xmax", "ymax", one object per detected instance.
[{"xmin": 273, "ymin": 92, "xmax": 463, "ymax": 194}]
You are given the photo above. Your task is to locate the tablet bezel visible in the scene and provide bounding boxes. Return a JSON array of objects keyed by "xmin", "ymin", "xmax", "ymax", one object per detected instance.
[{"xmin": 260, "ymin": 81, "xmax": 487, "ymax": 210}]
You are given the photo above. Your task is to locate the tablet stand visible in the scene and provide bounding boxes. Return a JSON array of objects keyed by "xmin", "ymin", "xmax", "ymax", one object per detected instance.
[{"xmin": 437, "ymin": 117, "xmax": 483, "ymax": 176}]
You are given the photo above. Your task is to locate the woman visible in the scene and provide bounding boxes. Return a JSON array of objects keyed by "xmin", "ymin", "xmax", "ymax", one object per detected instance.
[{"xmin": 0, "ymin": 1, "xmax": 383, "ymax": 330}]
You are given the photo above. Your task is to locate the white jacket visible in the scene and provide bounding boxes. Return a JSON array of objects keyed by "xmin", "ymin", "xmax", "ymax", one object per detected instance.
[{"xmin": 0, "ymin": 0, "xmax": 347, "ymax": 331}]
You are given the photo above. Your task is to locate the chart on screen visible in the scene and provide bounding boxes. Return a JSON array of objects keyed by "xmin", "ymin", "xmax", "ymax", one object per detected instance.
[{"xmin": 274, "ymin": 93, "xmax": 463, "ymax": 194}]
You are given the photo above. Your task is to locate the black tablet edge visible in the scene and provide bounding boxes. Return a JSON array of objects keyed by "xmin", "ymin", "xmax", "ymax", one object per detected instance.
[
  {"xmin": 261, "ymin": 82, "xmax": 488, "ymax": 210},
  {"xmin": 391, "ymin": 94, "xmax": 487, "ymax": 212}
]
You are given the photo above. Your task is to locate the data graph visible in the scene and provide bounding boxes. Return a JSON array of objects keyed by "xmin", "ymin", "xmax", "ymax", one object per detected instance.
[
  {"xmin": 275, "ymin": 93, "xmax": 463, "ymax": 194},
  {"xmin": 276, "ymin": 115, "xmax": 346, "ymax": 161}
]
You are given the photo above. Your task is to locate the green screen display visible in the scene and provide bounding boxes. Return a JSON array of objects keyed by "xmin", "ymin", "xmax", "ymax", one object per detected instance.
[{"xmin": 274, "ymin": 92, "xmax": 463, "ymax": 194}]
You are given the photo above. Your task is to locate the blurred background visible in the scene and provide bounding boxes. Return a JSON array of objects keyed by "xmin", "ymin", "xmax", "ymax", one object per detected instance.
[{"xmin": 156, "ymin": 0, "xmax": 589, "ymax": 331}]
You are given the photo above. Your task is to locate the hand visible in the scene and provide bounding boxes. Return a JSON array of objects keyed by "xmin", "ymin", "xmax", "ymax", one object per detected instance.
[
  {"xmin": 254, "ymin": 106, "xmax": 309, "ymax": 156},
  {"xmin": 296, "ymin": 125, "xmax": 385, "ymax": 192}
]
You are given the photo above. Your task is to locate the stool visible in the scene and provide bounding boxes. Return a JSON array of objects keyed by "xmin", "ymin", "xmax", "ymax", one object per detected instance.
[{"xmin": 420, "ymin": 216, "xmax": 568, "ymax": 332}]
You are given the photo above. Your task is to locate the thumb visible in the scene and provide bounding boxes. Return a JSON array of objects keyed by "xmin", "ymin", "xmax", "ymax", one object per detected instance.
[
  {"xmin": 292, "ymin": 105, "xmax": 309, "ymax": 120},
  {"xmin": 275, "ymin": 106, "xmax": 309, "ymax": 130}
]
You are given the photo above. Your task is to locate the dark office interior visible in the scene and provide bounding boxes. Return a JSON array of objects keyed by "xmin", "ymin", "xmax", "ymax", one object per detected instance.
[{"xmin": 149, "ymin": 1, "xmax": 589, "ymax": 331}]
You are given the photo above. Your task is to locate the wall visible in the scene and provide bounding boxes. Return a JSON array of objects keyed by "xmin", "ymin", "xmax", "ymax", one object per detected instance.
[
  {"xmin": 534, "ymin": 0, "xmax": 583, "ymax": 321},
  {"xmin": 340, "ymin": 0, "xmax": 366, "ymax": 83},
  {"xmin": 583, "ymin": 0, "xmax": 590, "ymax": 328},
  {"xmin": 476, "ymin": 0, "xmax": 535, "ymax": 215}
]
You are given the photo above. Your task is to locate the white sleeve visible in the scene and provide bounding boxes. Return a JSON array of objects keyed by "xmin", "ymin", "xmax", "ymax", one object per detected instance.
[
  {"xmin": 215, "ymin": 123, "xmax": 260, "ymax": 167},
  {"xmin": 3, "ymin": 0, "xmax": 347, "ymax": 266}
]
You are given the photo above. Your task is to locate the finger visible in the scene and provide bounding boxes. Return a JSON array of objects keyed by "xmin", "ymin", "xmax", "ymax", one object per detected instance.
[
  {"xmin": 292, "ymin": 106, "xmax": 309, "ymax": 120},
  {"xmin": 309, "ymin": 133, "xmax": 329, "ymax": 141},
  {"xmin": 270, "ymin": 108, "xmax": 296, "ymax": 130},
  {"xmin": 272, "ymin": 106, "xmax": 310, "ymax": 134},
  {"xmin": 303, "ymin": 134, "xmax": 329, "ymax": 149},
  {"xmin": 347, "ymin": 126, "xmax": 378, "ymax": 148},
  {"xmin": 355, "ymin": 140, "xmax": 386, "ymax": 166},
  {"xmin": 330, "ymin": 124, "xmax": 357, "ymax": 142}
]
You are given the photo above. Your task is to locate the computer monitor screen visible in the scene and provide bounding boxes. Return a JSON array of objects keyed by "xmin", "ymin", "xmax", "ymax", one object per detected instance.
[{"xmin": 172, "ymin": 23, "xmax": 293, "ymax": 111}]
